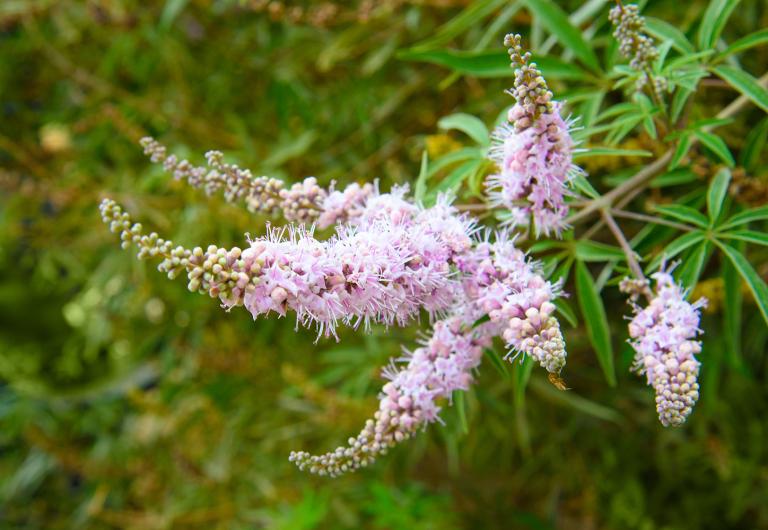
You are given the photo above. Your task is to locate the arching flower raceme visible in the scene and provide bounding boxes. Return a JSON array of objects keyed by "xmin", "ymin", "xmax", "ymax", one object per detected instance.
[
  {"xmin": 623, "ymin": 269, "xmax": 707, "ymax": 427},
  {"xmin": 486, "ymin": 34, "xmax": 584, "ymax": 237},
  {"xmin": 290, "ymin": 313, "xmax": 488, "ymax": 477},
  {"xmin": 100, "ymin": 146, "xmax": 570, "ymax": 476}
]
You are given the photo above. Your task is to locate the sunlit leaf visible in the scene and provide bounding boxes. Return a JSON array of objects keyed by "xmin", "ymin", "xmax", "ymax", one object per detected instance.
[{"xmin": 715, "ymin": 241, "xmax": 768, "ymax": 326}]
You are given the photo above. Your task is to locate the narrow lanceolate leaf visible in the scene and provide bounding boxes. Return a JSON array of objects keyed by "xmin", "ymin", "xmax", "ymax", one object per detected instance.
[
  {"xmin": 454, "ymin": 390, "xmax": 468, "ymax": 434},
  {"xmin": 647, "ymin": 230, "xmax": 706, "ymax": 272},
  {"xmin": 717, "ymin": 28, "xmax": 768, "ymax": 59},
  {"xmin": 414, "ymin": 151, "xmax": 429, "ymax": 202},
  {"xmin": 720, "ymin": 230, "xmax": 768, "ymax": 246},
  {"xmin": 573, "ymin": 147, "xmax": 653, "ymax": 159},
  {"xmin": 645, "ymin": 17, "xmax": 695, "ymax": 54},
  {"xmin": 697, "ymin": 0, "xmax": 741, "ymax": 51},
  {"xmin": 740, "ymin": 117, "xmax": 768, "ymax": 171},
  {"xmin": 409, "ymin": 0, "xmax": 507, "ymax": 50},
  {"xmin": 720, "ymin": 205, "xmax": 768, "ymax": 230},
  {"xmin": 654, "ymin": 204, "xmax": 709, "ymax": 228},
  {"xmin": 575, "ymin": 261, "xmax": 616, "ymax": 386},
  {"xmin": 707, "ymin": 167, "xmax": 731, "ymax": 224},
  {"xmin": 670, "ymin": 133, "xmax": 694, "ymax": 169},
  {"xmin": 716, "ymin": 241, "xmax": 768, "ymax": 326},
  {"xmin": 677, "ymin": 242, "xmax": 711, "ymax": 290},
  {"xmin": 484, "ymin": 348, "xmax": 511, "ymax": 379},
  {"xmin": 722, "ymin": 257, "xmax": 743, "ymax": 365},
  {"xmin": 524, "ymin": 0, "xmax": 601, "ymax": 72},
  {"xmin": 694, "ymin": 130, "xmax": 735, "ymax": 167},
  {"xmin": 573, "ymin": 240, "xmax": 626, "ymax": 262},
  {"xmin": 713, "ymin": 65, "xmax": 768, "ymax": 114},
  {"xmin": 438, "ymin": 113, "xmax": 490, "ymax": 146}
]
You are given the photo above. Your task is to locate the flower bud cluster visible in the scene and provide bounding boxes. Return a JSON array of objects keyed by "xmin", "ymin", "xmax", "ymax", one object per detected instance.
[
  {"xmin": 626, "ymin": 269, "xmax": 707, "ymax": 426},
  {"xmin": 503, "ymin": 33, "xmax": 553, "ymax": 128},
  {"xmin": 141, "ymin": 137, "xmax": 327, "ymax": 222},
  {"xmin": 609, "ymin": 3, "xmax": 666, "ymax": 91}
]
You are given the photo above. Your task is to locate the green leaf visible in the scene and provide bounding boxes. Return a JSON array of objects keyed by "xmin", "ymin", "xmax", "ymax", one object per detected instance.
[
  {"xmin": 715, "ymin": 241, "xmax": 768, "ymax": 326},
  {"xmin": 409, "ymin": 0, "xmax": 508, "ymax": 50},
  {"xmin": 713, "ymin": 65, "xmax": 768, "ymax": 114},
  {"xmin": 697, "ymin": 0, "xmax": 741, "ymax": 51},
  {"xmin": 573, "ymin": 147, "xmax": 653, "ymax": 159},
  {"xmin": 573, "ymin": 240, "xmax": 626, "ymax": 262},
  {"xmin": 554, "ymin": 299, "xmax": 578, "ymax": 328},
  {"xmin": 717, "ymin": 28, "xmax": 768, "ymax": 59},
  {"xmin": 707, "ymin": 167, "xmax": 731, "ymax": 224},
  {"xmin": 454, "ymin": 390, "xmax": 468, "ymax": 434},
  {"xmin": 524, "ymin": 0, "xmax": 601, "ymax": 72},
  {"xmin": 397, "ymin": 49, "xmax": 511, "ymax": 78},
  {"xmin": 670, "ymin": 133, "xmax": 694, "ymax": 169},
  {"xmin": 722, "ymin": 256, "xmax": 743, "ymax": 366},
  {"xmin": 433, "ymin": 159, "xmax": 482, "ymax": 195},
  {"xmin": 645, "ymin": 17, "xmax": 695, "ymax": 54},
  {"xmin": 570, "ymin": 173, "xmax": 600, "ymax": 199},
  {"xmin": 438, "ymin": 113, "xmax": 490, "ymax": 146},
  {"xmin": 414, "ymin": 151, "xmax": 429, "ymax": 203},
  {"xmin": 671, "ymin": 88, "xmax": 694, "ymax": 123},
  {"xmin": 512, "ymin": 355, "xmax": 534, "ymax": 406},
  {"xmin": 740, "ymin": 116, "xmax": 768, "ymax": 170},
  {"xmin": 720, "ymin": 230, "xmax": 768, "ymax": 246},
  {"xmin": 647, "ymin": 231, "xmax": 706, "ymax": 272},
  {"xmin": 677, "ymin": 241, "xmax": 711, "ymax": 289},
  {"xmin": 398, "ymin": 49, "xmax": 587, "ymax": 81},
  {"xmin": 484, "ymin": 348, "xmax": 511, "ymax": 379},
  {"xmin": 693, "ymin": 130, "xmax": 735, "ymax": 167},
  {"xmin": 574, "ymin": 261, "xmax": 616, "ymax": 386},
  {"xmin": 160, "ymin": 0, "xmax": 189, "ymax": 29},
  {"xmin": 654, "ymin": 204, "xmax": 709, "ymax": 228},
  {"xmin": 720, "ymin": 205, "xmax": 768, "ymax": 230}
]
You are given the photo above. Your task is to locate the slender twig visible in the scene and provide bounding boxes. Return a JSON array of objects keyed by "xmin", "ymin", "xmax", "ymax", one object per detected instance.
[
  {"xmin": 601, "ymin": 208, "xmax": 645, "ymax": 280},
  {"xmin": 569, "ymin": 72, "xmax": 768, "ymax": 226},
  {"xmin": 610, "ymin": 208, "xmax": 694, "ymax": 232}
]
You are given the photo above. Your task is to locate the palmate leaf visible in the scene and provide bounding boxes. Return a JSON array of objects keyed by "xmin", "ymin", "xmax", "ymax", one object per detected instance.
[
  {"xmin": 574, "ymin": 261, "xmax": 616, "ymax": 386},
  {"xmin": 715, "ymin": 241, "xmax": 768, "ymax": 326}
]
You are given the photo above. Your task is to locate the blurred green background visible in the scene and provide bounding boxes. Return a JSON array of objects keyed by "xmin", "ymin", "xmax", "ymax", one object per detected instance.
[{"xmin": 1, "ymin": 1, "xmax": 767, "ymax": 529}]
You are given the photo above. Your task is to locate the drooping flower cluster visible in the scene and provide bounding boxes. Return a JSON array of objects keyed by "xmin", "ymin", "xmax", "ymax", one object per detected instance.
[
  {"xmin": 290, "ymin": 314, "xmax": 488, "ymax": 476},
  {"xmin": 609, "ymin": 3, "xmax": 666, "ymax": 92},
  {"xmin": 486, "ymin": 34, "xmax": 582, "ymax": 237},
  {"xmin": 101, "ymin": 187, "xmax": 473, "ymax": 339},
  {"xmin": 623, "ymin": 269, "xmax": 706, "ymax": 427}
]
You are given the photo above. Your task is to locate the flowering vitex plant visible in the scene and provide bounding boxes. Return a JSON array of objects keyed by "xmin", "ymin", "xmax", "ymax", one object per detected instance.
[{"xmin": 100, "ymin": 1, "xmax": 768, "ymax": 477}]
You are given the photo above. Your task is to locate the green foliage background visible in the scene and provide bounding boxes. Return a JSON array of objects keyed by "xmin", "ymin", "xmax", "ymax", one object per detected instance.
[{"xmin": 1, "ymin": 1, "xmax": 767, "ymax": 528}]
